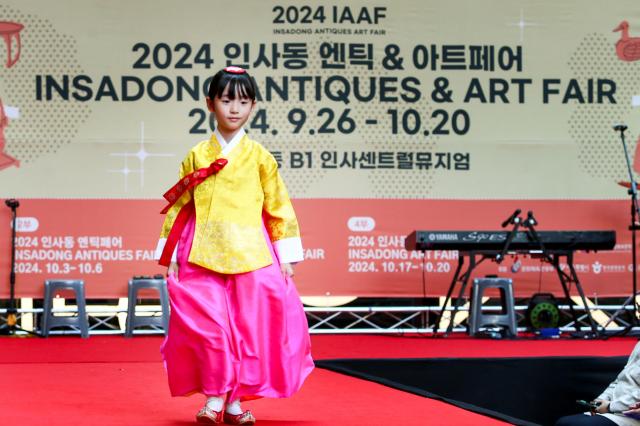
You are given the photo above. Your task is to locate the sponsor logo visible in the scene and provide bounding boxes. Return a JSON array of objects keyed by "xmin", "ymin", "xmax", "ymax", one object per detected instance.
[{"xmin": 592, "ymin": 261, "xmax": 602, "ymax": 274}]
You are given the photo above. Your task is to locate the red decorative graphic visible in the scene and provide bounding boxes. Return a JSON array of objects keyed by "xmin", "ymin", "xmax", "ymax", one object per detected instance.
[
  {"xmin": 635, "ymin": 135, "xmax": 640, "ymax": 173},
  {"xmin": 614, "ymin": 21, "xmax": 640, "ymax": 62},
  {"xmin": 0, "ymin": 97, "xmax": 18, "ymax": 170},
  {"xmin": 0, "ymin": 21, "xmax": 23, "ymax": 68},
  {"xmin": 0, "ymin": 21, "xmax": 24, "ymax": 170},
  {"xmin": 617, "ymin": 135, "xmax": 640, "ymax": 189},
  {"xmin": 0, "ymin": 21, "xmax": 23, "ymax": 171}
]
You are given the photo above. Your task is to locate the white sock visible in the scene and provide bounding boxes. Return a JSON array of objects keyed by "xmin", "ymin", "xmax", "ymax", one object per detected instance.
[
  {"xmin": 205, "ymin": 396, "xmax": 224, "ymax": 412},
  {"xmin": 225, "ymin": 399, "xmax": 243, "ymax": 415}
]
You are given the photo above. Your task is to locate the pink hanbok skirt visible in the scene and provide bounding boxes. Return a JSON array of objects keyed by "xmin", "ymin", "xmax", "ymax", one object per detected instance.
[{"xmin": 161, "ymin": 215, "xmax": 313, "ymax": 401}]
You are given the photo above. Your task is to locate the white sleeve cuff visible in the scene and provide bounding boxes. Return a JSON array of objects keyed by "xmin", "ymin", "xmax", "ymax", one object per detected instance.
[
  {"xmin": 154, "ymin": 238, "xmax": 177, "ymax": 262},
  {"xmin": 274, "ymin": 237, "xmax": 304, "ymax": 264}
]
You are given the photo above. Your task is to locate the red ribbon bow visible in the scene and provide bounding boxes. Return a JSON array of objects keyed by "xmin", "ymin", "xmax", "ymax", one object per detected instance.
[
  {"xmin": 158, "ymin": 158, "xmax": 228, "ymax": 267},
  {"xmin": 160, "ymin": 158, "xmax": 228, "ymax": 214}
]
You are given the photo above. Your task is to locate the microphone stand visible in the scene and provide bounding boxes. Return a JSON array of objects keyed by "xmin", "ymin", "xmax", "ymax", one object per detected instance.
[
  {"xmin": 2, "ymin": 199, "xmax": 38, "ymax": 336},
  {"xmin": 615, "ymin": 125, "xmax": 640, "ymax": 332},
  {"xmin": 496, "ymin": 209, "xmax": 523, "ymax": 264}
]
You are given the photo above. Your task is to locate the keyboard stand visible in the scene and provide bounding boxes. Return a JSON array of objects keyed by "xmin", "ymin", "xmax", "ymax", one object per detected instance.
[{"xmin": 434, "ymin": 249, "xmax": 599, "ymax": 337}]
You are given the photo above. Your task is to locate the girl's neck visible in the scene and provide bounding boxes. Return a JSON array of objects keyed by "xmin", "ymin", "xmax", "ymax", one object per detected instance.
[{"xmin": 217, "ymin": 128, "xmax": 241, "ymax": 144}]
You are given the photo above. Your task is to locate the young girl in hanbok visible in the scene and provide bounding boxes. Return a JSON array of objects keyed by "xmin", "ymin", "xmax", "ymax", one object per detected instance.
[{"xmin": 155, "ymin": 66, "xmax": 313, "ymax": 425}]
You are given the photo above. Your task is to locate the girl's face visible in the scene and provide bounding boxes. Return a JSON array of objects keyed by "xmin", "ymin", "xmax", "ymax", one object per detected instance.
[{"xmin": 206, "ymin": 84, "xmax": 255, "ymax": 137}]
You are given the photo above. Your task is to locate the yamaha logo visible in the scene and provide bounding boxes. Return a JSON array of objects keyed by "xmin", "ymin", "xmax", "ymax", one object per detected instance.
[{"xmin": 428, "ymin": 233, "xmax": 458, "ymax": 241}]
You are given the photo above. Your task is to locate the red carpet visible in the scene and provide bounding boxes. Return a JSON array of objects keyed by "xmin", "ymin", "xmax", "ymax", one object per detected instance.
[
  {"xmin": 1, "ymin": 335, "xmax": 636, "ymax": 364},
  {"xmin": 0, "ymin": 335, "xmax": 637, "ymax": 425}
]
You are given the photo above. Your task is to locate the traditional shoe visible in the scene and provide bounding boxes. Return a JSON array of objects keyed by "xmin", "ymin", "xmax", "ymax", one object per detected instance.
[
  {"xmin": 223, "ymin": 410, "xmax": 256, "ymax": 425},
  {"xmin": 196, "ymin": 406, "xmax": 223, "ymax": 424}
]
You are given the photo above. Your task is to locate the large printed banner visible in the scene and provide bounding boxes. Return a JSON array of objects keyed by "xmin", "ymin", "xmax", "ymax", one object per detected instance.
[
  {"xmin": 0, "ymin": 199, "xmax": 632, "ymax": 298},
  {"xmin": 1, "ymin": 1, "xmax": 640, "ymax": 298}
]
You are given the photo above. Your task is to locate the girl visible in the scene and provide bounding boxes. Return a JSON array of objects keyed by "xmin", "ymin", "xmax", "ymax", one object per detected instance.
[{"xmin": 155, "ymin": 66, "xmax": 313, "ymax": 425}]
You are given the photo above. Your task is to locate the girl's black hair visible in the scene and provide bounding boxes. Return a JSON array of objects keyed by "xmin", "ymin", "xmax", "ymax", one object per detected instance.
[{"xmin": 207, "ymin": 68, "xmax": 257, "ymax": 101}]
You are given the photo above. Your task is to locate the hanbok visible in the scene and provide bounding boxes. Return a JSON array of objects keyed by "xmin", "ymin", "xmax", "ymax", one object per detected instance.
[{"xmin": 156, "ymin": 129, "xmax": 313, "ymax": 401}]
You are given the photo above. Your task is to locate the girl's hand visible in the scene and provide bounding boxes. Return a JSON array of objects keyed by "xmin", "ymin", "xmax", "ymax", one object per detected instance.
[
  {"xmin": 281, "ymin": 263, "xmax": 294, "ymax": 278},
  {"xmin": 168, "ymin": 262, "xmax": 179, "ymax": 277}
]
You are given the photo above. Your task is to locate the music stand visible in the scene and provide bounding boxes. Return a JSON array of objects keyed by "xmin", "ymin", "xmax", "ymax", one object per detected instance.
[{"xmin": 1, "ymin": 199, "xmax": 38, "ymax": 336}]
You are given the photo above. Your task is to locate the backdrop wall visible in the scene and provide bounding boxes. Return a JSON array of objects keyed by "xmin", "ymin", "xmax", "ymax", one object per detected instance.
[{"xmin": 1, "ymin": 1, "xmax": 638, "ymax": 298}]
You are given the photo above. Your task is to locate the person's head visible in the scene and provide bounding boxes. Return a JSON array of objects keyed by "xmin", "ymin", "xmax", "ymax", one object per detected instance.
[{"xmin": 206, "ymin": 66, "xmax": 257, "ymax": 138}]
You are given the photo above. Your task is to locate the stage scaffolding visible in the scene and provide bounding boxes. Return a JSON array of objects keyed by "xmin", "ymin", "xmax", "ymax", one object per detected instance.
[{"xmin": 0, "ymin": 297, "xmax": 639, "ymax": 336}]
